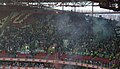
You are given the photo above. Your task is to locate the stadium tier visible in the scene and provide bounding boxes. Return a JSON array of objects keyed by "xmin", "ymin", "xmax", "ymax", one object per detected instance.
[{"xmin": 0, "ymin": 4, "xmax": 120, "ymax": 69}]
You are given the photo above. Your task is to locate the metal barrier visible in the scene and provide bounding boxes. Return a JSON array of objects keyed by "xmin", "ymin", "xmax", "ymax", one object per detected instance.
[{"xmin": 0, "ymin": 57, "xmax": 109, "ymax": 69}]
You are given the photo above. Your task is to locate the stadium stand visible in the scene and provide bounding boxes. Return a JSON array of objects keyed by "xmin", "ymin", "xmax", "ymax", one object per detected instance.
[{"xmin": 0, "ymin": 9, "xmax": 119, "ymax": 68}]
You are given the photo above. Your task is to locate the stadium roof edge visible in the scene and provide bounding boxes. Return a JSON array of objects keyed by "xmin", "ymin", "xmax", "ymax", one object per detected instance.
[{"xmin": 0, "ymin": 0, "xmax": 106, "ymax": 2}]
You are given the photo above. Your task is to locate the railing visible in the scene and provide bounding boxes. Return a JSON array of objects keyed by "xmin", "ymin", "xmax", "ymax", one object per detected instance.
[
  {"xmin": 0, "ymin": 57, "xmax": 110, "ymax": 69},
  {"xmin": 0, "ymin": 50, "xmax": 119, "ymax": 69}
]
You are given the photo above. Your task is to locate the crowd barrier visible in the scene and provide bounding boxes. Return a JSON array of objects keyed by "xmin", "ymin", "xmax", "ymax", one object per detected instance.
[{"xmin": 0, "ymin": 57, "xmax": 109, "ymax": 69}]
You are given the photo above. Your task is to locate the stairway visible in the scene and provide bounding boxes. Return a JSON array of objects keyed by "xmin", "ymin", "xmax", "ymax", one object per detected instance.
[
  {"xmin": 12, "ymin": 12, "xmax": 31, "ymax": 24},
  {"xmin": 0, "ymin": 12, "xmax": 14, "ymax": 37},
  {"xmin": 0, "ymin": 16, "xmax": 8, "ymax": 28}
]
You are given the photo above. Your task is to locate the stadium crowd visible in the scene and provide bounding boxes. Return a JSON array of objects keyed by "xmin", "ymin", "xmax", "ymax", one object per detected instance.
[
  {"xmin": 0, "ymin": 11, "xmax": 119, "ymax": 68},
  {"xmin": 0, "ymin": 61, "xmax": 56, "ymax": 68}
]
